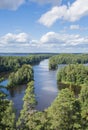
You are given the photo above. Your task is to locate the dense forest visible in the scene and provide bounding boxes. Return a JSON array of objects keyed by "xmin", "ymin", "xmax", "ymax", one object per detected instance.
[
  {"xmin": 57, "ymin": 64, "xmax": 88, "ymax": 86},
  {"xmin": 1, "ymin": 83, "xmax": 88, "ymax": 130},
  {"xmin": 0, "ymin": 54, "xmax": 88, "ymax": 130},
  {"xmin": 0, "ymin": 54, "xmax": 53, "ymax": 73},
  {"xmin": 49, "ymin": 54, "xmax": 88, "ymax": 70},
  {"xmin": 8, "ymin": 64, "xmax": 33, "ymax": 87},
  {"xmin": 0, "ymin": 90, "xmax": 15, "ymax": 130}
]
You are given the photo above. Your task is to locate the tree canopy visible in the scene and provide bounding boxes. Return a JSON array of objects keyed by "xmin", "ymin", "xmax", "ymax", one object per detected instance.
[
  {"xmin": 8, "ymin": 64, "xmax": 33, "ymax": 87},
  {"xmin": 49, "ymin": 54, "xmax": 88, "ymax": 70},
  {"xmin": 0, "ymin": 90, "xmax": 15, "ymax": 130},
  {"xmin": 57, "ymin": 64, "xmax": 88, "ymax": 86},
  {"xmin": 0, "ymin": 54, "xmax": 88, "ymax": 130}
]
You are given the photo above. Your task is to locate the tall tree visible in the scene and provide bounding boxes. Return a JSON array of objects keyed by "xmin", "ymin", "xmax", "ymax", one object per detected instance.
[
  {"xmin": 47, "ymin": 88, "xmax": 81, "ymax": 130},
  {"xmin": 17, "ymin": 81, "xmax": 37, "ymax": 130},
  {"xmin": 79, "ymin": 86, "xmax": 88, "ymax": 130},
  {"xmin": 0, "ymin": 91, "xmax": 15, "ymax": 130}
]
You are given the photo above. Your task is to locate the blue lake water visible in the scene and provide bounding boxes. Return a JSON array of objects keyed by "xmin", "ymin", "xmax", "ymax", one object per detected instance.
[{"xmin": 0, "ymin": 53, "xmax": 30, "ymax": 56}]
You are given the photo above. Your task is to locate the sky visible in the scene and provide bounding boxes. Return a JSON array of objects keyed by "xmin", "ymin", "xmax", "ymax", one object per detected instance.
[{"xmin": 0, "ymin": 0, "xmax": 88, "ymax": 53}]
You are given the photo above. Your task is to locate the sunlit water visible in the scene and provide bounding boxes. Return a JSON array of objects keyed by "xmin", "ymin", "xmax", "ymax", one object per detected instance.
[{"xmin": 34, "ymin": 59, "xmax": 58, "ymax": 110}]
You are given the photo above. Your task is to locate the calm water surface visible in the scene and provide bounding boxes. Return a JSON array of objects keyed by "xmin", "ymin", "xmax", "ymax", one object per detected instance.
[
  {"xmin": 0, "ymin": 59, "xmax": 63, "ymax": 115},
  {"xmin": 34, "ymin": 59, "xmax": 58, "ymax": 110}
]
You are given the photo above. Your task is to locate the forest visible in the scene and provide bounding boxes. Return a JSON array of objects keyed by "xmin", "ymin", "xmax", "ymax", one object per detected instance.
[
  {"xmin": 0, "ymin": 53, "xmax": 88, "ymax": 130},
  {"xmin": 57, "ymin": 64, "xmax": 88, "ymax": 86},
  {"xmin": 0, "ymin": 54, "xmax": 53, "ymax": 73},
  {"xmin": 49, "ymin": 53, "xmax": 88, "ymax": 70},
  {"xmin": 7, "ymin": 64, "xmax": 34, "ymax": 87}
]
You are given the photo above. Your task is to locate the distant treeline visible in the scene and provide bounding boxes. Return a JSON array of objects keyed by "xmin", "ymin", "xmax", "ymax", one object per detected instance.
[
  {"xmin": 0, "ymin": 54, "xmax": 53, "ymax": 73},
  {"xmin": 49, "ymin": 54, "xmax": 88, "ymax": 70}
]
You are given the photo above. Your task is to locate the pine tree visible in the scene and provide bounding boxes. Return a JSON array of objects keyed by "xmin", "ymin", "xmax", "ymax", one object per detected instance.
[
  {"xmin": 17, "ymin": 81, "xmax": 37, "ymax": 130},
  {"xmin": 79, "ymin": 86, "xmax": 88, "ymax": 130},
  {"xmin": 0, "ymin": 91, "xmax": 15, "ymax": 130},
  {"xmin": 47, "ymin": 88, "xmax": 81, "ymax": 130}
]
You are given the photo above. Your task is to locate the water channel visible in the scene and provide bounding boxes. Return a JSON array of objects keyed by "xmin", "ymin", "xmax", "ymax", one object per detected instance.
[{"xmin": 0, "ymin": 59, "xmax": 64, "ymax": 115}]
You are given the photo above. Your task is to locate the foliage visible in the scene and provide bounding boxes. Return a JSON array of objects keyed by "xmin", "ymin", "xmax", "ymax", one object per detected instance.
[
  {"xmin": 17, "ymin": 88, "xmax": 86, "ymax": 130},
  {"xmin": 16, "ymin": 81, "xmax": 37, "ymax": 130},
  {"xmin": 79, "ymin": 86, "xmax": 88, "ymax": 130},
  {"xmin": 0, "ymin": 54, "xmax": 53, "ymax": 73},
  {"xmin": 47, "ymin": 88, "xmax": 81, "ymax": 130},
  {"xmin": 1, "ymin": 101, "xmax": 15, "ymax": 130},
  {"xmin": 0, "ymin": 90, "xmax": 15, "ymax": 130},
  {"xmin": 27, "ymin": 111, "xmax": 49, "ymax": 130},
  {"xmin": 49, "ymin": 53, "xmax": 88, "ymax": 70},
  {"xmin": 0, "ymin": 54, "xmax": 88, "ymax": 130},
  {"xmin": 49, "ymin": 57, "xmax": 58, "ymax": 70},
  {"xmin": 57, "ymin": 64, "xmax": 88, "ymax": 86},
  {"xmin": 8, "ymin": 64, "xmax": 33, "ymax": 87},
  {"xmin": 0, "ymin": 77, "xmax": 4, "ymax": 82}
]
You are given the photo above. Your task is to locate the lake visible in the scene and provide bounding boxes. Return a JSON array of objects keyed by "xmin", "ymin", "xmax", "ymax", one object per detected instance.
[{"xmin": 0, "ymin": 59, "xmax": 63, "ymax": 115}]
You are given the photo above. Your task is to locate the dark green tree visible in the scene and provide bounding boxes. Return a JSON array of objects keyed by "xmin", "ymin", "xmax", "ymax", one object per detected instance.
[
  {"xmin": 49, "ymin": 54, "xmax": 88, "ymax": 70},
  {"xmin": 8, "ymin": 64, "xmax": 34, "ymax": 87},
  {"xmin": 17, "ymin": 81, "xmax": 37, "ymax": 130},
  {"xmin": 57, "ymin": 64, "xmax": 88, "ymax": 86},
  {"xmin": 0, "ymin": 90, "xmax": 15, "ymax": 130},
  {"xmin": 1, "ymin": 101, "xmax": 15, "ymax": 130},
  {"xmin": 79, "ymin": 86, "xmax": 88, "ymax": 130},
  {"xmin": 47, "ymin": 88, "xmax": 81, "ymax": 130}
]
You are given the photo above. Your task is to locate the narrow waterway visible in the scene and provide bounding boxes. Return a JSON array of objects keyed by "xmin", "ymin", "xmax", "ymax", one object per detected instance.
[
  {"xmin": 0, "ymin": 59, "xmax": 60, "ymax": 115},
  {"xmin": 34, "ymin": 59, "xmax": 58, "ymax": 110}
]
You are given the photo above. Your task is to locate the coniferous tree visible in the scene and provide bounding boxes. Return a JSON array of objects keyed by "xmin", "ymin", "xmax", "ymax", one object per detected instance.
[
  {"xmin": 47, "ymin": 88, "xmax": 81, "ymax": 130},
  {"xmin": 17, "ymin": 81, "xmax": 37, "ymax": 130},
  {"xmin": 0, "ymin": 91, "xmax": 15, "ymax": 130},
  {"xmin": 79, "ymin": 86, "xmax": 88, "ymax": 130}
]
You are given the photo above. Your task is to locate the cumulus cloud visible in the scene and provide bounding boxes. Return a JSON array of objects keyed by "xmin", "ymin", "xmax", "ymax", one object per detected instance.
[
  {"xmin": 38, "ymin": 0, "xmax": 88, "ymax": 27},
  {"xmin": 0, "ymin": 0, "xmax": 25, "ymax": 10},
  {"xmin": 0, "ymin": 32, "xmax": 40, "ymax": 52},
  {"xmin": 0, "ymin": 32, "xmax": 88, "ymax": 53},
  {"xmin": 69, "ymin": 24, "xmax": 88, "ymax": 31},
  {"xmin": 40, "ymin": 32, "xmax": 88, "ymax": 46},
  {"xmin": 40, "ymin": 32, "xmax": 59, "ymax": 43},
  {"xmin": 38, "ymin": 6, "xmax": 67, "ymax": 27},
  {"xmin": 39, "ymin": 31, "xmax": 88, "ymax": 53},
  {"xmin": 0, "ymin": 33, "xmax": 30, "ymax": 45}
]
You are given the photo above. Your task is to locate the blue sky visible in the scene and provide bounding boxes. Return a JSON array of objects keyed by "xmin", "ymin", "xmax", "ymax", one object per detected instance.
[{"xmin": 0, "ymin": 0, "xmax": 88, "ymax": 53}]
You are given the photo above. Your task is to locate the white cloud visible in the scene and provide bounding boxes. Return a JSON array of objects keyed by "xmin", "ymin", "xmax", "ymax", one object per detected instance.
[
  {"xmin": 38, "ymin": 0, "xmax": 88, "ymax": 27},
  {"xmin": 0, "ymin": 32, "xmax": 88, "ymax": 53},
  {"xmin": 40, "ymin": 32, "xmax": 88, "ymax": 46},
  {"xmin": 40, "ymin": 32, "xmax": 59, "ymax": 43},
  {"xmin": 0, "ymin": 32, "xmax": 40, "ymax": 52},
  {"xmin": 69, "ymin": 25, "xmax": 88, "ymax": 31},
  {"xmin": 0, "ymin": 0, "xmax": 25, "ymax": 10},
  {"xmin": 0, "ymin": 33, "xmax": 30, "ymax": 44},
  {"xmin": 38, "ymin": 6, "xmax": 67, "ymax": 27},
  {"xmin": 65, "ymin": 0, "xmax": 88, "ymax": 22},
  {"xmin": 70, "ymin": 24, "xmax": 80, "ymax": 30}
]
